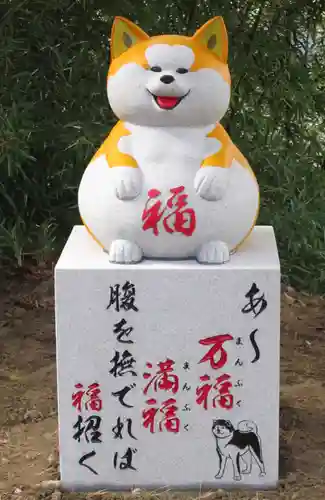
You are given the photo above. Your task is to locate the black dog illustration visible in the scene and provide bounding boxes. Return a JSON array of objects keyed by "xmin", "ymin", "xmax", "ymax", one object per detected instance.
[{"xmin": 212, "ymin": 419, "xmax": 265, "ymax": 481}]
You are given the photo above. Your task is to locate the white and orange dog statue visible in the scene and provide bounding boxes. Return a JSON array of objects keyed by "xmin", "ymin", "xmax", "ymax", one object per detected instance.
[{"xmin": 78, "ymin": 16, "xmax": 259, "ymax": 264}]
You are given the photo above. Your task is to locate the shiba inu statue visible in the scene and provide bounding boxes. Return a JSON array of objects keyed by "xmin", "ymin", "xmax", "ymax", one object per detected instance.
[{"xmin": 78, "ymin": 16, "xmax": 260, "ymax": 264}]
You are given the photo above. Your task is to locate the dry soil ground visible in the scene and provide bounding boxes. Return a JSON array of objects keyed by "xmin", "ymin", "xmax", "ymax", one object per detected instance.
[{"xmin": 0, "ymin": 266, "xmax": 325, "ymax": 500}]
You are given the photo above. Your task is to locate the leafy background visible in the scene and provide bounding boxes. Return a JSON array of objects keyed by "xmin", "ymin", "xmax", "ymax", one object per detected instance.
[{"xmin": 0, "ymin": 0, "xmax": 324, "ymax": 292}]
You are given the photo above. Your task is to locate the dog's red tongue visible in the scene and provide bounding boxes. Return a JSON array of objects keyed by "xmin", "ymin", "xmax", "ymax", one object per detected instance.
[{"xmin": 156, "ymin": 96, "xmax": 180, "ymax": 109}]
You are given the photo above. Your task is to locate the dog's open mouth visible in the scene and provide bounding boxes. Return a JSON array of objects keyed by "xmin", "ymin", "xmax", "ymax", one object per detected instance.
[{"xmin": 148, "ymin": 90, "xmax": 190, "ymax": 110}]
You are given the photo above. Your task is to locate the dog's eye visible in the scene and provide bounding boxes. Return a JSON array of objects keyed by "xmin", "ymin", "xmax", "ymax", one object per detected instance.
[
  {"xmin": 176, "ymin": 67, "xmax": 189, "ymax": 74},
  {"xmin": 150, "ymin": 66, "xmax": 162, "ymax": 72}
]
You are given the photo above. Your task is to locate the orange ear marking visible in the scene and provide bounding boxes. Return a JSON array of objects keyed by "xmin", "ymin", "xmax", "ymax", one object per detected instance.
[
  {"xmin": 110, "ymin": 16, "xmax": 149, "ymax": 61},
  {"xmin": 192, "ymin": 17, "xmax": 228, "ymax": 63}
]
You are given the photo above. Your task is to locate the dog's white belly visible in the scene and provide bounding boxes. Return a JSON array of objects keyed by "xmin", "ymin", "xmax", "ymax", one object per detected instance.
[{"xmin": 78, "ymin": 128, "xmax": 259, "ymax": 257}]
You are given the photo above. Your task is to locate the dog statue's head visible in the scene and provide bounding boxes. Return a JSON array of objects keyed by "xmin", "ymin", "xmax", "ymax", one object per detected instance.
[
  {"xmin": 107, "ymin": 17, "xmax": 231, "ymax": 127},
  {"xmin": 212, "ymin": 418, "xmax": 234, "ymax": 438}
]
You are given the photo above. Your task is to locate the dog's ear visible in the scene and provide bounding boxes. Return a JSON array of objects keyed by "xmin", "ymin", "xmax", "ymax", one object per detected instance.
[
  {"xmin": 225, "ymin": 420, "xmax": 234, "ymax": 430},
  {"xmin": 192, "ymin": 17, "xmax": 228, "ymax": 63},
  {"xmin": 110, "ymin": 17, "xmax": 149, "ymax": 60}
]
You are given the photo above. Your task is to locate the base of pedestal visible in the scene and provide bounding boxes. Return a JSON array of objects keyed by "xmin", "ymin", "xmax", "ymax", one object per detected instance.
[{"xmin": 55, "ymin": 225, "xmax": 280, "ymax": 491}]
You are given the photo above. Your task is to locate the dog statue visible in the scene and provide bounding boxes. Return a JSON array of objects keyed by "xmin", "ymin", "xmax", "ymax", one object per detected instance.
[{"xmin": 78, "ymin": 17, "xmax": 259, "ymax": 264}]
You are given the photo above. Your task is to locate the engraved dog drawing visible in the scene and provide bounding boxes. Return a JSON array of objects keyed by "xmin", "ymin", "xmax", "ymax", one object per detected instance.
[{"xmin": 212, "ymin": 418, "xmax": 266, "ymax": 481}]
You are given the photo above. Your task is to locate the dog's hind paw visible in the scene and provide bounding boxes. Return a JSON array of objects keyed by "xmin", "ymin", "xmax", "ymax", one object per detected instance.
[
  {"xmin": 241, "ymin": 464, "xmax": 251, "ymax": 474},
  {"xmin": 241, "ymin": 468, "xmax": 249, "ymax": 474},
  {"xmin": 196, "ymin": 240, "xmax": 230, "ymax": 264},
  {"xmin": 108, "ymin": 239, "xmax": 143, "ymax": 264}
]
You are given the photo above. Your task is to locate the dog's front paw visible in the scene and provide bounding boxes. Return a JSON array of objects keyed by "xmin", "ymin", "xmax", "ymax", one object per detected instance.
[
  {"xmin": 194, "ymin": 166, "xmax": 229, "ymax": 201},
  {"xmin": 112, "ymin": 166, "xmax": 142, "ymax": 200},
  {"xmin": 196, "ymin": 241, "xmax": 230, "ymax": 264},
  {"xmin": 234, "ymin": 475, "xmax": 242, "ymax": 482},
  {"xmin": 215, "ymin": 473, "xmax": 223, "ymax": 480}
]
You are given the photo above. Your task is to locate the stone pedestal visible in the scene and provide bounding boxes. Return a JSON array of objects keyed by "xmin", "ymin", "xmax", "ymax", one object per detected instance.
[{"xmin": 55, "ymin": 225, "xmax": 280, "ymax": 491}]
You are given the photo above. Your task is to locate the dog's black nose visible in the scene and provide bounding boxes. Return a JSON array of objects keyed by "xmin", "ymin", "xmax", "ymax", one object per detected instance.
[{"xmin": 160, "ymin": 74, "xmax": 175, "ymax": 84}]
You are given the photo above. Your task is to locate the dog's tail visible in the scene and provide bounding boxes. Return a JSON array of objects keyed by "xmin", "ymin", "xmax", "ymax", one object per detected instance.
[{"xmin": 237, "ymin": 420, "xmax": 258, "ymax": 434}]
